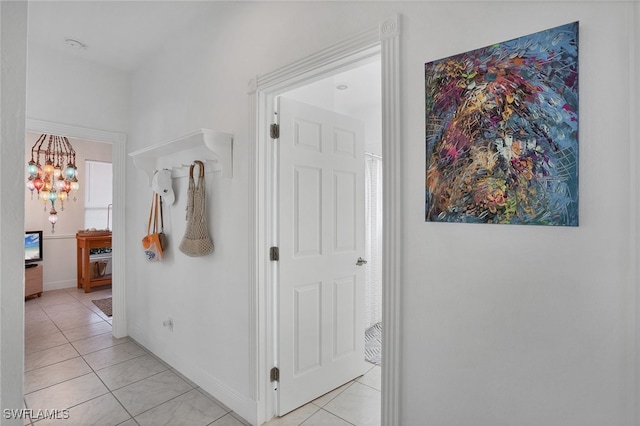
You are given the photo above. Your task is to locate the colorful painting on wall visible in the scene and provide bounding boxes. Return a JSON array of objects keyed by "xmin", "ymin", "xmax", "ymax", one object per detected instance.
[{"xmin": 425, "ymin": 22, "xmax": 579, "ymax": 226}]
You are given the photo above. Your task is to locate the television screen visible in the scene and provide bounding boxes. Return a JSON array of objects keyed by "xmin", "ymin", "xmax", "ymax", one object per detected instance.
[{"xmin": 25, "ymin": 231, "xmax": 43, "ymax": 263}]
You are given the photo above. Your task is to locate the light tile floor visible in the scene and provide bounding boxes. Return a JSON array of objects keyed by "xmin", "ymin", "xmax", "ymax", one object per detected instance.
[
  {"xmin": 264, "ymin": 367, "xmax": 381, "ymax": 426},
  {"xmin": 24, "ymin": 287, "xmax": 381, "ymax": 426}
]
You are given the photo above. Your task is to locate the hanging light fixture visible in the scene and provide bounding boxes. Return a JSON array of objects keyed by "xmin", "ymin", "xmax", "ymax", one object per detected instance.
[{"xmin": 26, "ymin": 134, "xmax": 79, "ymax": 233}]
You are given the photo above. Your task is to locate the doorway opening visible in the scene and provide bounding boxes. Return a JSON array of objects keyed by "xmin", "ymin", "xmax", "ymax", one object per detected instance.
[
  {"xmin": 24, "ymin": 119, "xmax": 127, "ymax": 338},
  {"xmin": 271, "ymin": 58, "xmax": 383, "ymax": 421},
  {"xmin": 280, "ymin": 57, "xmax": 383, "ymax": 369},
  {"xmin": 250, "ymin": 15, "xmax": 401, "ymax": 426},
  {"xmin": 23, "ymin": 135, "xmax": 113, "ymax": 290}
]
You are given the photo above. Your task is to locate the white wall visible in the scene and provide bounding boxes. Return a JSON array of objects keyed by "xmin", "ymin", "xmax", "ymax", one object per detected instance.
[
  {"xmin": 126, "ymin": 3, "xmax": 401, "ymax": 421},
  {"xmin": 403, "ymin": 2, "xmax": 636, "ymax": 425},
  {"xmin": 26, "ymin": 44, "xmax": 130, "ymax": 134},
  {"xmin": 0, "ymin": 1, "xmax": 28, "ymax": 421},
  {"xmin": 24, "ymin": 38, "xmax": 128, "ymax": 293},
  {"xmin": 9, "ymin": 1, "xmax": 633, "ymax": 425},
  {"xmin": 126, "ymin": 2, "xmax": 638, "ymax": 425},
  {"xmin": 635, "ymin": 4, "xmax": 640, "ymax": 419},
  {"xmin": 129, "ymin": 2, "xmax": 638, "ymax": 425},
  {"xmin": 24, "ymin": 133, "xmax": 112, "ymax": 291}
]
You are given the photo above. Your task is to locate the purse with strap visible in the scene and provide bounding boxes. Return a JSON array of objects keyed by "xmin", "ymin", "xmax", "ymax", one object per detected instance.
[
  {"xmin": 179, "ymin": 160, "xmax": 214, "ymax": 257},
  {"xmin": 142, "ymin": 193, "xmax": 166, "ymax": 261}
]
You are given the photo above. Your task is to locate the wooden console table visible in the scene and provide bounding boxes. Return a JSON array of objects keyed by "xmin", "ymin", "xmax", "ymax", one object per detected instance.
[
  {"xmin": 76, "ymin": 231, "xmax": 112, "ymax": 293},
  {"xmin": 25, "ymin": 264, "xmax": 43, "ymax": 298}
]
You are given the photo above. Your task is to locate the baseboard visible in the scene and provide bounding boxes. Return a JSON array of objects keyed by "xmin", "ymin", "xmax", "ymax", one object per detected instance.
[
  {"xmin": 128, "ymin": 325, "xmax": 257, "ymax": 425},
  {"xmin": 171, "ymin": 357, "xmax": 257, "ymax": 425},
  {"xmin": 43, "ymin": 280, "xmax": 76, "ymax": 292}
]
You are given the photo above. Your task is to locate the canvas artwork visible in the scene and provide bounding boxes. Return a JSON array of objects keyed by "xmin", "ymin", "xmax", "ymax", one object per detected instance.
[{"xmin": 425, "ymin": 22, "xmax": 579, "ymax": 226}]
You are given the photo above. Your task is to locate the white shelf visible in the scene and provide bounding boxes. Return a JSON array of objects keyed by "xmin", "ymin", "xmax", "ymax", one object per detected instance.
[{"xmin": 128, "ymin": 129, "xmax": 233, "ymax": 182}]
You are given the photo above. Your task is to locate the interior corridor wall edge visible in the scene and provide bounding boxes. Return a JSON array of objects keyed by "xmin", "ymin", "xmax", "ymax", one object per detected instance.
[{"xmin": 0, "ymin": 1, "xmax": 28, "ymax": 420}]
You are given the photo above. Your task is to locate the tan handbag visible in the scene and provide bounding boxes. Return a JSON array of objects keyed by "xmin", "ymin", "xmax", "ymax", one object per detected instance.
[
  {"xmin": 142, "ymin": 193, "xmax": 166, "ymax": 261},
  {"xmin": 179, "ymin": 160, "xmax": 214, "ymax": 257}
]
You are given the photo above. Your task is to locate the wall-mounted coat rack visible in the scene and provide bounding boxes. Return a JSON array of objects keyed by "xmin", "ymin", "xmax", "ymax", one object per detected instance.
[{"xmin": 128, "ymin": 129, "xmax": 233, "ymax": 183}]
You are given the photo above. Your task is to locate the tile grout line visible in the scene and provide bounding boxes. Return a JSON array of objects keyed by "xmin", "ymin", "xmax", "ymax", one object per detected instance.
[
  {"xmin": 128, "ymin": 386, "xmax": 198, "ymax": 422},
  {"xmin": 78, "ymin": 339, "xmax": 201, "ymax": 424},
  {"xmin": 317, "ymin": 407, "xmax": 357, "ymax": 426},
  {"xmin": 26, "ymin": 290, "xmax": 251, "ymax": 426},
  {"xmin": 68, "ymin": 333, "xmax": 155, "ymax": 424},
  {"xmin": 24, "ymin": 290, "xmax": 138, "ymax": 424}
]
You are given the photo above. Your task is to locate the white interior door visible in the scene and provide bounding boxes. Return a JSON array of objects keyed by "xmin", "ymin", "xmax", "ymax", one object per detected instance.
[{"xmin": 276, "ymin": 97, "xmax": 368, "ymax": 416}]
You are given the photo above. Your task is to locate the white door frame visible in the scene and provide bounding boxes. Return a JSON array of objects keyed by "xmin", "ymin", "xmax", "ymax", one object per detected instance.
[
  {"xmin": 25, "ymin": 119, "xmax": 128, "ymax": 338},
  {"xmin": 248, "ymin": 15, "xmax": 402, "ymax": 425}
]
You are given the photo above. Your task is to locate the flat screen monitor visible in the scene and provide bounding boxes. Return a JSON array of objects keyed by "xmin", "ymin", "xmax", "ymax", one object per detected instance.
[{"xmin": 25, "ymin": 230, "xmax": 43, "ymax": 263}]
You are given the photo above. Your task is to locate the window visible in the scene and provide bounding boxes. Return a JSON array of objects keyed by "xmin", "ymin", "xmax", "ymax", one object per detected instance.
[{"xmin": 84, "ymin": 160, "xmax": 113, "ymax": 230}]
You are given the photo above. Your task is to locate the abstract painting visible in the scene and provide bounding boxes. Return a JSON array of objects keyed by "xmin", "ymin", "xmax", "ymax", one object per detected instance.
[{"xmin": 425, "ymin": 22, "xmax": 579, "ymax": 226}]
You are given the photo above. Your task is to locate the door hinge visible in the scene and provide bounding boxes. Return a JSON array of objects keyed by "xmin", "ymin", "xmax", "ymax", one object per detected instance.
[
  {"xmin": 270, "ymin": 367, "xmax": 280, "ymax": 382},
  {"xmin": 270, "ymin": 123, "xmax": 280, "ymax": 139},
  {"xmin": 270, "ymin": 246, "xmax": 279, "ymax": 261}
]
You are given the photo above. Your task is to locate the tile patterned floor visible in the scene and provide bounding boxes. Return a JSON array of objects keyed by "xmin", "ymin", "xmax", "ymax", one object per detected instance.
[
  {"xmin": 24, "ymin": 287, "xmax": 381, "ymax": 426},
  {"xmin": 264, "ymin": 367, "xmax": 381, "ymax": 426}
]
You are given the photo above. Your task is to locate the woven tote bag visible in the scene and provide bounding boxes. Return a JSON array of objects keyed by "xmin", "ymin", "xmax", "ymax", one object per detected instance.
[{"xmin": 179, "ymin": 160, "xmax": 214, "ymax": 257}]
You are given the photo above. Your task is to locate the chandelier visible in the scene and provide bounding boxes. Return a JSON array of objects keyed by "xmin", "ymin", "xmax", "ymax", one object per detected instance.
[{"xmin": 26, "ymin": 134, "xmax": 79, "ymax": 233}]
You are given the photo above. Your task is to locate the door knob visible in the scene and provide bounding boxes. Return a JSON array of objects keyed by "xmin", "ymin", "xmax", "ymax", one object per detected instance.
[{"xmin": 356, "ymin": 257, "xmax": 368, "ymax": 266}]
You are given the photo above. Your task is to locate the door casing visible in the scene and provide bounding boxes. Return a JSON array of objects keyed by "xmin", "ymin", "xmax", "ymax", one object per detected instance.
[
  {"xmin": 25, "ymin": 119, "xmax": 127, "ymax": 338},
  {"xmin": 249, "ymin": 15, "xmax": 402, "ymax": 426}
]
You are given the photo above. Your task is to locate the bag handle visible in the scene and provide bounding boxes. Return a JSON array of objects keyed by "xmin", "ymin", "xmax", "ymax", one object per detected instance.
[
  {"xmin": 194, "ymin": 160, "xmax": 205, "ymax": 178},
  {"xmin": 154, "ymin": 194, "xmax": 160, "ymax": 233},
  {"xmin": 186, "ymin": 164, "xmax": 195, "ymax": 221},
  {"xmin": 158, "ymin": 194, "xmax": 164, "ymax": 233},
  {"xmin": 147, "ymin": 193, "xmax": 154, "ymax": 235},
  {"xmin": 193, "ymin": 161, "xmax": 206, "ymax": 217},
  {"xmin": 147, "ymin": 193, "xmax": 160, "ymax": 235},
  {"xmin": 185, "ymin": 160, "xmax": 206, "ymax": 221},
  {"xmin": 187, "ymin": 160, "xmax": 205, "ymax": 181},
  {"xmin": 189, "ymin": 160, "xmax": 205, "ymax": 186}
]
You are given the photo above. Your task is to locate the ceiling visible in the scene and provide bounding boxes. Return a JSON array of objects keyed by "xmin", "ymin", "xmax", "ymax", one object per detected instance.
[
  {"xmin": 27, "ymin": 1, "xmax": 381, "ymax": 126},
  {"xmin": 283, "ymin": 58, "xmax": 382, "ymax": 117},
  {"xmin": 28, "ymin": 1, "xmax": 216, "ymax": 72}
]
